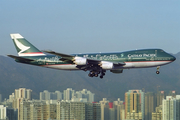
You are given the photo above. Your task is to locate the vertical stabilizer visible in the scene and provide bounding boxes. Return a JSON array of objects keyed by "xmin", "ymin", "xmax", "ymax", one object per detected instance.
[{"xmin": 10, "ymin": 33, "xmax": 45, "ymax": 56}]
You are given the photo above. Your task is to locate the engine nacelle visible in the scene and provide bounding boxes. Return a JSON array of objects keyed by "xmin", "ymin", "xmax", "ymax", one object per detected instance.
[
  {"xmin": 100, "ymin": 61, "xmax": 114, "ymax": 70},
  {"xmin": 74, "ymin": 57, "xmax": 87, "ymax": 65}
]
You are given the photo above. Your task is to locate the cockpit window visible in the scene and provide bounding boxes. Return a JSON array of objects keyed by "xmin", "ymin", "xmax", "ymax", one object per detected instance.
[{"xmin": 160, "ymin": 50, "xmax": 164, "ymax": 52}]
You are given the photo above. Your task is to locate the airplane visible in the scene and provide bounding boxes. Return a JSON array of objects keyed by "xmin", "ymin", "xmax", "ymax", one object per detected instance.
[{"xmin": 8, "ymin": 33, "xmax": 176, "ymax": 79}]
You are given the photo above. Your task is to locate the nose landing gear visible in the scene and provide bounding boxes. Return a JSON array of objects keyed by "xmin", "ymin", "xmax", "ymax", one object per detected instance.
[{"xmin": 156, "ymin": 66, "xmax": 160, "ymax": 74}]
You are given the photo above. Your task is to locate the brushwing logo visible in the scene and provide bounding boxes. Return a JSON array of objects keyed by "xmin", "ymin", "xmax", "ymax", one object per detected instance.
[{"xmin": 14, "ymin": 38, "xmax": 30, "ymax": 55}]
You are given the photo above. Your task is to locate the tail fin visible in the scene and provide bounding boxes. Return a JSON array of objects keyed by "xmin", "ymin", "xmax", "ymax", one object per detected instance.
[{"xmin": 10, "ymin": 33, "xmax": 45, "ymax": 56}]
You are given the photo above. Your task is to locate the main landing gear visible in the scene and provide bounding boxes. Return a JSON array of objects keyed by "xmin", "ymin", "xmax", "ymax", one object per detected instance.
[
  {"xmin": 88, "ymin": 71, "xmax": 99, "ymax": 77},
  {"xmin": 88, "ymin": 70, "xmax": 106, "ymax": 79},
  {"xmin": 156, "ymin": 66, "xmax": 160, "ymax": 74},
  {"xmin": 100, "ymin": 72, "xmax": 105, "ymax": 79}
]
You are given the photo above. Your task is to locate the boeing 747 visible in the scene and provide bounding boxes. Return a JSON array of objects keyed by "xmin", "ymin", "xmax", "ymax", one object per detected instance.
[{"xmin": 8, "ymin": 34, "xmax": 176, "ymax": 78}]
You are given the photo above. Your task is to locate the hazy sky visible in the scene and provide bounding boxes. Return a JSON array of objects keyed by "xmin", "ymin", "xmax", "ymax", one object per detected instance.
[{"xmin": 1, "ymin": 0, "xmax": 180, "ymax": 56}]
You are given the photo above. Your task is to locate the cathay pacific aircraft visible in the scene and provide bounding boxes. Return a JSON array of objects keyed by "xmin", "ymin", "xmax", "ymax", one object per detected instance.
[{"xmin": 8, "ymin": 34, "xmax": 176, "ymax": 78}]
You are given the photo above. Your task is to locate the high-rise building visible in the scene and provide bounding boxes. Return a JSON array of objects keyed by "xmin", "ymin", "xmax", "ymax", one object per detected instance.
[
  {"xmin": 20, "ymin": 100, "xmax": 57, "ymax": 120},
  {"xmin": 55, "ymin": 90, "xmax": 63, "ymax": 100},
  {"xmin": 15, "ymin": 88, "xmax": 32, "ymax": 100},
  {"xmin": 74, "ymin": 89, "xmax": 95, "ymax": 102},
  {"xmin": 156, "ymin": 91, "xmax": 165, "ymax": 107},
  {"xmin": 109, "ymin": 102, "xmax": 115, "ymax": 120},
  {"xmin": 152, "ymin": 105, "xmax": 162, "ymax": 120},
  {"xmin": 145, "ymin": 92, "xmax": 155, "ymax": 120},
  {"xmin": 161, "ymin": 95, "xmax": 180, "ymax": 120},
  {"xmin": 126, "ymin": 110, "xmax": 143, "ymax": 120},
  {"xmin": 176, "ymin": 95, "xmax": 180, "ymax": 120},
  {"xmin": 162, "ymin": 96, "xmax": 176, "ymax": 120},
  {"xmin": 30, "ymin": 101, "xmax": 42, "ymax": 120},
  {"xmin": 40, "ymin": 90, "xmax": 50, "ymax": 100},
  {"xmin": 99, "ymin": 98, "xmax": 109, "ymax": 120},
  {"xmin": 100, "ymin": 98, "xmax": 125, "ymax": 120},
  {"xmin": 19, "ymin": 99, "xmax": 31, "ymax": 120},
  {"xmin": 56, "ymin": 101, "xmax": 101, "ymax": 120},
  {"xmin": 93, "ymin": 102, "xmax": 101, "ymax": 120},
  {"xmin": 40, "ymin": 89, "xmax": 94, "ymax": 102},
  {"xmin": 168, "ymin": 91, "xmax": 177, "ymax": 98},
  {"xmin": 63, "ymin": 88, "xmax": 75, "ymax": 101},
  {"xmin": 114, "ymin": 98, "xmax": 125, "ymax": 120},
  {"xmin": 0, "ymin": 105, "xmax": 18, "ymax": 120},
  {"xmin": 40, "ymin": 90, "xmax": 62, "ymax": 100},
  {"xmin": 13, "ymin": 88, "xmax": 32, "ymax": 120},
  {"xmin": 70, "ymin": 102, "xmax": 86, "ymax": 119},
  {"xmin": 125, "ymin": 90, "xmax": 145, "ymax": 120},
  {"xmin": 9, "ymin": 93, "xmax": 15, "ymax": 102},
  {"xmin": 57, "ymin": 101, "xmax": 70, "ymax": 119}
]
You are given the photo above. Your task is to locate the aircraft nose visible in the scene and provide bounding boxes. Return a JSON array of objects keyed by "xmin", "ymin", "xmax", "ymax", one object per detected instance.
[{"xmin": 171, "ymin": 55, "xmax": 176, "ymax": 61}]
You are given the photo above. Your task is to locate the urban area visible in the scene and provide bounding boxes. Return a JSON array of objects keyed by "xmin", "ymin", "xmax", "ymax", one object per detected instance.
[{"xmin": 0, "ymin": 88, "xmax": 179, "ymax": 120}]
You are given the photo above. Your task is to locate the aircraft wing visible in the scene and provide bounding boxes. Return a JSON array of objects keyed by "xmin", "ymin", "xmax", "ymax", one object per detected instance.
[
  {"xmin": 44, "ymin": 50, "xmax": 125, "ymax": 66},
  {"xmin": 43, "ymin": 50, "xmax": 76, "ymax": 63},
  {"xmin": 7, "ymin": 55, "xmax": 34, "ymax": 62},
  {"xmin": 43, "ymin": 50, "xmax": 74, "ymax": 60}
]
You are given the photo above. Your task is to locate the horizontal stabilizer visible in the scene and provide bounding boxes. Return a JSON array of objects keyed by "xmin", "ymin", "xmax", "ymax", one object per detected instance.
[{"xmin": 7, "ymin": 55, "xmax": 34, "ymax": 62}]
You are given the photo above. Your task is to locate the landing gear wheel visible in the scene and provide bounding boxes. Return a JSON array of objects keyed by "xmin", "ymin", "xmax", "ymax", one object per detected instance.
[
  {"xmin": 156, "ymin": 71, "xmax": 160, "ymax": 74},
  {"xmin": 156, "ymin": 66, "xmax": 160, "ymax": 74},
  {"xmin": 95, "ymin": 74, "xmax": 98, "ymax": 77},
  {"xmin": 88, "ymin": 73, "xmax": 93, "ymax": 77},
  {"xmin": 99, "ymin": 69, "xmax": 106, "ymax": 79}
]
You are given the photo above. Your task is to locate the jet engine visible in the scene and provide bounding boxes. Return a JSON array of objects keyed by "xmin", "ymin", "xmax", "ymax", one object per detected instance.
[
  {"xmin": 73, "ymin": 57, "xmax": 87, "ymax": 65},
  {"xmin": 100, "ymin": 61, "xmax": 114, "ymax": 70}
]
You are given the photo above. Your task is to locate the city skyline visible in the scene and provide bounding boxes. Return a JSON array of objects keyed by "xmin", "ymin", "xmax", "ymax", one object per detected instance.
[
  {"xmin": 1, "ymin": 88, "xmax": 180, "ymax": 120},
  {"xmin": 1, "ymin": 88, "xmax": 179, "ymax": 103},
  {"xmin": 1, "ymin": 88, "xmax": 180, "ymax": 105}
]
